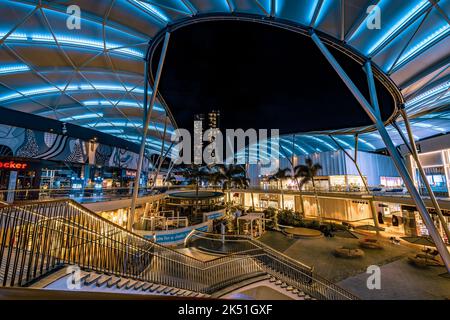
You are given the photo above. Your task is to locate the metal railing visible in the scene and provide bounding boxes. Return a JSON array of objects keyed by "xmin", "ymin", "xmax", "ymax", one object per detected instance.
[
  {"xmin": 186, "ymin": 231, "xmax": 359, "ymax": 300},
  {"xmin": 0, "ymin": 199, "xmax": 357, "ymax": 299},
  {"xmin": 0, "ymin": 199, "xmax": 262, "ymax": 294},
  {"xmin": 0, "ymin": 185, "xmax": 189, "ymax": 204}
]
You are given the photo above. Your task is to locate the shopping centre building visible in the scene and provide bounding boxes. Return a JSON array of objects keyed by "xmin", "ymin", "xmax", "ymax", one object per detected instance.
[{"xmin": 0, "ymin": 0, "xmax": 449, "ymax": 300}]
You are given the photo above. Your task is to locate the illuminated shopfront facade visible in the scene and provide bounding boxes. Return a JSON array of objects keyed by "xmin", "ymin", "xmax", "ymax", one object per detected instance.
[{"xmin": 411, "ymin": 149, "xmax": 450, "ymax": 197}]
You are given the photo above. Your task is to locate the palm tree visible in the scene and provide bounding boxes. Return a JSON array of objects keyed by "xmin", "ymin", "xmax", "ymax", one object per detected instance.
[
  {"xmin": 294, "ymin": 158, "xmax": 322, "ymax": 221},
  {"xmin": 216, "ymin": 164, "xmax": 248, "ymax": 204},
  {"xmin": 232, "ymin": 173, "xmax": 253, "ymax": 210},
  {"xmin": 243, "ymin": 164, "xmax": 256, "ymax": 211},
  {"xmin": 268, "ymin": 168, "xmax": 291, "ymax": 210},
  {"xmin": 207, "ymin": 170, "xmax": 225, "ymax": 191},
  {"xmin": 181, "ymin": 164, "xmax": 210, "ymax": 203},
  {"xmin": 165, "ymin": 172, "xmax": 178, "ymax": 186}
]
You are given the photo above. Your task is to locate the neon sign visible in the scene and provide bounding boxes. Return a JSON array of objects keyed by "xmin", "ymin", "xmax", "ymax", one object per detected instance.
[{"xmin": 0, "ymin": 161, "xmax": 28, "ymax": 170}]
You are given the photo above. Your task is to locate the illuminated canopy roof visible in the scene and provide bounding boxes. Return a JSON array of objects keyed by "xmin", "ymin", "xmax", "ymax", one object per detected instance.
[{"xmin": 0, "ymin": 0, "xmax": 448, "ymax": 155}]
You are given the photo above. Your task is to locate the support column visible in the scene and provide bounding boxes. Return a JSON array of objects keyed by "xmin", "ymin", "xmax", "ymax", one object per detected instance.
[
  {"xmin": 128, "ymin": 32, "xmax": 171, "ymax": 231},
  {"xmin": 6, "ymin": 171, "xmax": 17, "ymax": 203},
  {"xmin": 329, "ymin": 135, "xmax": 380, "ymax": 235},
  {"xmin": 311, "ymin": 31, "xmax": 450, "ymax": 272},
  {"xmin": 398, "ymin": 107, "xmax": 450, "ymax": 242}
]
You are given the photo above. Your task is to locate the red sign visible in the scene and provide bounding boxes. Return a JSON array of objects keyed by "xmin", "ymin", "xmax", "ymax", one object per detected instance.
[{"xmin": 0, "ymin": 161, "xmax": 28, "ymax": 170}]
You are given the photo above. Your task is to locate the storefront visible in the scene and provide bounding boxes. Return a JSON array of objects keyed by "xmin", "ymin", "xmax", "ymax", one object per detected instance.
[
  {"xmin": 329, "ymin": 175, "xmax": 366, "ymax": 192},
  {"xmin": 303, "ymin": 196, "xmax": 372, "ymax": 221},
  {"xmin": 282, "ymin": 194, "xmax": 295, "ymax": 210},
  {"xmin": 0, "ymin": 158, "xmax": 42, "ymax": 202},
  {"xmin": 401, "ymin": 205, "xmax": 450, "ymax": 244},
  {"xmin": 411, "ymin": 150, "xmax": 450, "ymax": 197},
  {"xmin": 257, "ymin": 193, "xmax": 280, "ymax": 209},
  {"xmin": 380, "ymin": 176, "xmax": 403, "ymax": 188},
  {"xmin": 0, "ymin": 124, "xmax": 152, "ymax": 201},
  {"xmin": 375, "ymin": 202, "xmax": 404, "ymax": 235}
]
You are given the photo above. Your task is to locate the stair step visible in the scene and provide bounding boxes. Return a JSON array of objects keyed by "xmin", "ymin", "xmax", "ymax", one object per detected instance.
[
  {"xmin": 116, "ymin": 279, "xmax": 130, "ymax": 289},
  {"xmin": 126, "ymin": 280, "xmax": 138, "ymax": 289},
  {"xmin": 97, "ymin": 276, "xmax": 112, "ymax": 287},
  {"xmin": 142, "ymin": 283, "xmax": 153, "ymax": 291},
  {"xmin": 149, "ymin": 284, "xmax": 160, "ymax": 292},
  {"xmin": 163, "ymin": 287, "xmax": 173, "ymax": 294},
  {"xmin": 169, "ymin": 288, "xmax": 179, "ymax": 295},
  {"xmin": 177, "ymin": 290, "xmax": 186, "ymax": 296},
  {"xmin": 107, "ymin": 277, "xmax": 121, "ymax": 288},
  {"xmin": 79, "ymin": 272, "xmax": 91, "ymax": 282},
  {"xmin": 155, "ymin": 286, "xmax": 167, "ymax": 293},
  {"xmin": 84, "ymin": 273, "xmax": 102, "ymax": 286},
  {"xmin": 134, "ymin": 282, "xmax": 145, "ymax": 290}
]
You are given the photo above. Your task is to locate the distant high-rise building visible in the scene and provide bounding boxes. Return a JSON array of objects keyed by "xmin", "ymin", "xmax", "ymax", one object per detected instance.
[
  {"xmin": 194, "ymin": 113, "xmax": 206, "ymax": 128},
  {"xmin": 193, "ymin": 109, "xmax": 221, "ymax": 164},
  {"xmin": 208, "ymin": 110, "xmax": 220, "ymax": 130}
]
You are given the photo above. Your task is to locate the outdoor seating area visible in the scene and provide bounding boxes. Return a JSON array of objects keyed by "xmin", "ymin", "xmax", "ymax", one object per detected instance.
[
  {"xmin": 237, "ymin": 213, "xmax": 266, "ymax": 239},
  {"xmin": 284, "ymin": 227, "xmax": 323, "ymax": 239},
  {"xmin": 333, "ymin": 246, "xmax": 365, "ymax": 259},
  {"xmin": 408, "ymin": 255, "xmax": 443, "ymax": 268},
  {"xmin": 359, "ymin": 238, "xmax": 384, "ymax": 250},
  {"xmin": 408, "ymin": 248, "xmax": 444, "ymax": 268}
]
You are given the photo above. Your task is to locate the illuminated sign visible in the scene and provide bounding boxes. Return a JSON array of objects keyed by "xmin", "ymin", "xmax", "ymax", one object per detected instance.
[
  {"xmin": 140, "ymin": 221, "xmax": 211, "ymax": 245},
  {"xmin": 0, "ymin": 161, "xmax": 28, "ymax": 170},
  {"xmin": 203, "ymin": 210, "xmax": 225, "ymax": 221}
]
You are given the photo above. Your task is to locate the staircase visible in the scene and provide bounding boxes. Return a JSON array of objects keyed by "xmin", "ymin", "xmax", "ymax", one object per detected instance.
[
  {"xmin": 32, "ymin": 266, "xmax": 209, "ymax": 298},
  {"xmin": 0, "ymin": 199, "xmax": 358, "ymax": 300},
  {"xmin": 268, "ymin": 276, "xmax": 315, "ymax": 300}
]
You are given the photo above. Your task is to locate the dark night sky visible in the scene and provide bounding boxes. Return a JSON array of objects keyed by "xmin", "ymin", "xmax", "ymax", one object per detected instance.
[{"xmin": 153, "ymin": 21, "xmax": 395, "ymax": 134}]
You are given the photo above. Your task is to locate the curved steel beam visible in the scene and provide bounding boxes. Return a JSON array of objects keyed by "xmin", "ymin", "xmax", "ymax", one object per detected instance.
[{"xmin": 145, "ymin": 12, "xmax": 403, "ymax": 137}]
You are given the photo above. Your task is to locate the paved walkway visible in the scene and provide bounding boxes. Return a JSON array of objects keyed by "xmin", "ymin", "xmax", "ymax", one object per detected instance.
[
  {"xmin": 259, "ymin": 231, "xmax": 450, "ymax": 300},
  {"xmin": 338, "ymin": 258, "xmax": 449, "ymax": 300}
]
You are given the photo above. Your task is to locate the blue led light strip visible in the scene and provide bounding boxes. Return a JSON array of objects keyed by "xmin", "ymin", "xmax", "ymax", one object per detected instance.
[
  {"xmin": 393, "ymin": 25, "xmax": 450, "ymax": 69},
  {"xmin": 83, "ymin": 100, "xmax": 165, "ymax": 112},
  {"xmin": 0, "ymin": 64, "xmax": 30, "ymax": 75},
  {"xmin": 60, "ymin": 113, "xmax": 103, "ymax": 122},
  {"xmin": 86, "ymin": 121, "xmax": 175, "ymax": 134},
  {"xmin": 405, "ymin": 81, "xmax": 450, "ymax": 108},
  {"xmin": 363, "ymin": 0, "xmax": 430, "ymax": 55},
  {"xmin": 0, "ymin": 31, "xmax": 145, "ymax": 58},
  {"xmin": 0, "ymin": 84, "xmax": 145, "ymax": 103},
  {"xmin": 130, "ymin": 0, "xmax": 169, "ymax": 22}
]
